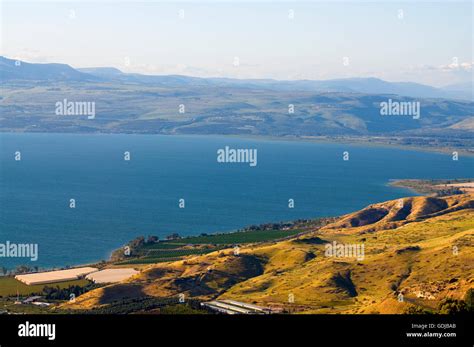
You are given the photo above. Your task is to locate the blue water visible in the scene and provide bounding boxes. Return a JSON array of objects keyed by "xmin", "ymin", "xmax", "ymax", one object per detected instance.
[{"xmin": 0, "ymin": 133, "xmax": 472, "ymax": 269}]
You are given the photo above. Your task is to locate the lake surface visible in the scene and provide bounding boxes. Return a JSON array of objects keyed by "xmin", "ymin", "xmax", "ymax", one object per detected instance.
[{"xmin": 1, "ymin": 133, "xmax": 472, "ymax": 269}]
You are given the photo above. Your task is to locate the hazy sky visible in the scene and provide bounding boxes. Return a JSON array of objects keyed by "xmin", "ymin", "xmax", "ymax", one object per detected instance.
[{"xmin": 1, "ymin": 1, "xmax": 472, "ymax": 86}]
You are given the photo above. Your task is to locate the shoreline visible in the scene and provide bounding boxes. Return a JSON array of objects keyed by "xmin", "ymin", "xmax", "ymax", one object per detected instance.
[
  {"xmin": 4, "ymin": 216, "xmax": 330, "ymax": 273},
  {"xmin": 4, "ymin": 185, "xmax": 473, "ymax": 274},
  {"xmin": 389, "ymin": 178, "xmax": 474, "ymax": 196},
  {"xmin": 3, "ymin": 176, "xmax": 473, "ymax": 273},
  {"xmin": 2, "ymin": 131, "xmax": 472, "ymax": 271},
  {"xmin": 1, "ymin": 130, "xmax": 473, "ymax": 157}
]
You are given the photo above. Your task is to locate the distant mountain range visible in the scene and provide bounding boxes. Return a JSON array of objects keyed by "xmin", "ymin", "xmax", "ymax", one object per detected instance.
[
  {"xmin": 2, "ymin": 56, "xmax": 472, "ymax": 100},
  {"xmin": 1, "ymin": 56, "xmax": 473, "ymax": 151},
  {"xmin": 0, "ymin": 56, "xmax": 98, "ymax": 82}
]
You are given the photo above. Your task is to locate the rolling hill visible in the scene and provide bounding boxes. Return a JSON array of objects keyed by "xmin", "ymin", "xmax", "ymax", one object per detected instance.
[{"xmin": 64, "ymin": 193, "xmax": 474, "ymax": 314}]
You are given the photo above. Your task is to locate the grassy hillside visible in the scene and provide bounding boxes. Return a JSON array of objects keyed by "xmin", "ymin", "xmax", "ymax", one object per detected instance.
[
  {"xmin": 64, "ymin": 194, "xmax": 474, "ymax": 314},
  {"xmin": 2, "ymin": 80, "xmax": 473, "ymax": 145}
]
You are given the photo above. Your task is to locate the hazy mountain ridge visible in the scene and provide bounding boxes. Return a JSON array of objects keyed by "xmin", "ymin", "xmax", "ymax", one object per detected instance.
[
  {"xmin": 2, "ymin": 56, "xmax": 471, "ymax": 99},
  {"xmin": 0, "ymin": 56, "xmax": 99, "ymax": 82},
  {"xmin": 1, "ymin": 57, "xmax": 473, "ymax": 149}
]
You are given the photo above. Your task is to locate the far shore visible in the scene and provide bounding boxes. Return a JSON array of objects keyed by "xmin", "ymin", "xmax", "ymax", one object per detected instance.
[
  {"xmin": 389, "ymin": 178, "xmax": 474, "ymax": 195},
  {"xmin": 1, "ymin": 131, "xmax": 473, "ymax": 157}
]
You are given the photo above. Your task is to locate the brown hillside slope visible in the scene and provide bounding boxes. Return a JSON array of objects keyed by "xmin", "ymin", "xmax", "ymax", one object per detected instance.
[
  {"xmin": 323, "ymin": 194, "xmax": 473, "ymax": 234},
  {"xmin": 64, "ymin": 194, "xmax": 474, "ymax": 314}
]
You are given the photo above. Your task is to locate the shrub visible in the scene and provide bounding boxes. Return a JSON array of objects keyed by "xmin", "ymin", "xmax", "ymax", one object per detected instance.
[
  {"xmin": 438, "ymin": 298, "xmax": 468, "ymax": 314},
  {"xmin": 464, "ymin": 289, "xmax": 473, "ymax": 312},
  {"xmin": 405, "ymin": 305, "xmax": 432, "ymax": 314}
]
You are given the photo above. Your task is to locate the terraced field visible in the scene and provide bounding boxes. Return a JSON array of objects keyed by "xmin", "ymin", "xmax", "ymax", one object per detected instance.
[
  {"xmin": 162, "ymin": 230, "xmax": 304, "ymax": 245},
  {"xmin": 118, "ymin": 229, "xmax": 302, "ymax": 265}
]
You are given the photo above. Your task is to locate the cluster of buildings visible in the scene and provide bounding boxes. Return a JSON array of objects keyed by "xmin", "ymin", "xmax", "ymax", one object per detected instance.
[
  {"xmin": 16, "ymin": 296, "xmax": 51, "ymax": 307},
  {"xmin": 201, "ymin": 300, "xmax": 272, "ymax": 314}
]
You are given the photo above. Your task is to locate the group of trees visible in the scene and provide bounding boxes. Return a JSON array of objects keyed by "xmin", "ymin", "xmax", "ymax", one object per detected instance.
[
  {"xmin": 240, "ymin": 217, "xmax": 337, "ymax": 233},
  {"xmin": 5, "ymin": 283, "xmax": 100, "ymax": 301},
  {"xmin": 129, "ymin": 234, "xmax": 181, "ymax": 248},
  {"xmin": 112, "ymin": 233, "xmax": 181, "ymax": 261},
  {"xmin": 242, "ymin": 222, "xmax": 295, "ymax": 232},
  {"xmin": 434, "ymin": 186, "xmax": 464, "ymax": 197},
  {"xmin": 165, "ymin": 233, "xmax": 181, "ymax": 240},
  {"xmin": 76, "ymin": 297, "xmax": 204, "ymax": 314},
  {"xmin": 437, "ymin": 289, "xmax": 473, "ymax": 314},
  {"xmin": 406, "ymin": 289, "xmax": 474, "ymax": 314},
  {"xmin": 42, "ymin": 283, "xmax": 99, "ymax": 301},
  {"xmin": 0, "ymin": 265, "xmax": 41, "ymax": 276}
]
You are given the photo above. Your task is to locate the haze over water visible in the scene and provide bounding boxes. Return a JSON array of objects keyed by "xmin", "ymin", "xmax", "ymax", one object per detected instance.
[{"xmin": 1, "ymin": 133, "xmax": 472, "ymax": 269}]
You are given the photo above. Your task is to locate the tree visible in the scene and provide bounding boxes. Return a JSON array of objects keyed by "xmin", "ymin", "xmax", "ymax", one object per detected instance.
[
  {"xmin": 14, "ymin": 265, "xmax": 32, "ymax": 274},
  {"xmin": 146, "ymin": 235, "xmax": 159, "ymax": 244},
  {"xmin": 438, "ymin": 298, "xmax": 467, "ymax": 314},
  {"xmin": 129, "ymin": 236, "xmax": 145, "ymax": 249},
  {"xmin": 405, "ymin": 305, "xmax": 431, "ymax": 314},
  {"xmin": 464, "ymin": 289, "xmax": 473, "ymax": 312},
  {"xmin": 166, "ymin": 233, "xmax": 181, "ymax": 240}
]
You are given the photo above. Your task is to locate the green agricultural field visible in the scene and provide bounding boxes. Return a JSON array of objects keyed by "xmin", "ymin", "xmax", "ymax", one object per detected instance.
[
  {"xmin": 120, "ymin": 230, "xmax": 303, "ymax": 265},
  {"xmin": 118, "ymin": 257, "xmax": 183, "ymax": 265},
  {"xmin": 0, "ymin": 276, "xmax": 91, "ymax": 297},
  {"xmin": 141, "ymin": 242, "xmax": 184, "ymax": 250},
  {"xmin": 143, "ymin": 248, "xmax": 225, "ymax": 258},
  {"xmin": 163, "ymin": 229, "xmax": 303, "ymax": 246},
  {"xmin": 120, "ymin": 248, "xmax": 225, "ymax": 265}
]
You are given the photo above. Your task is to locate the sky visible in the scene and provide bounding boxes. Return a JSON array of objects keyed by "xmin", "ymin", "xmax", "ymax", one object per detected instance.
[{"xmin": 1, "ymin": 1, "xmax": 472, "ymax": 87}]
